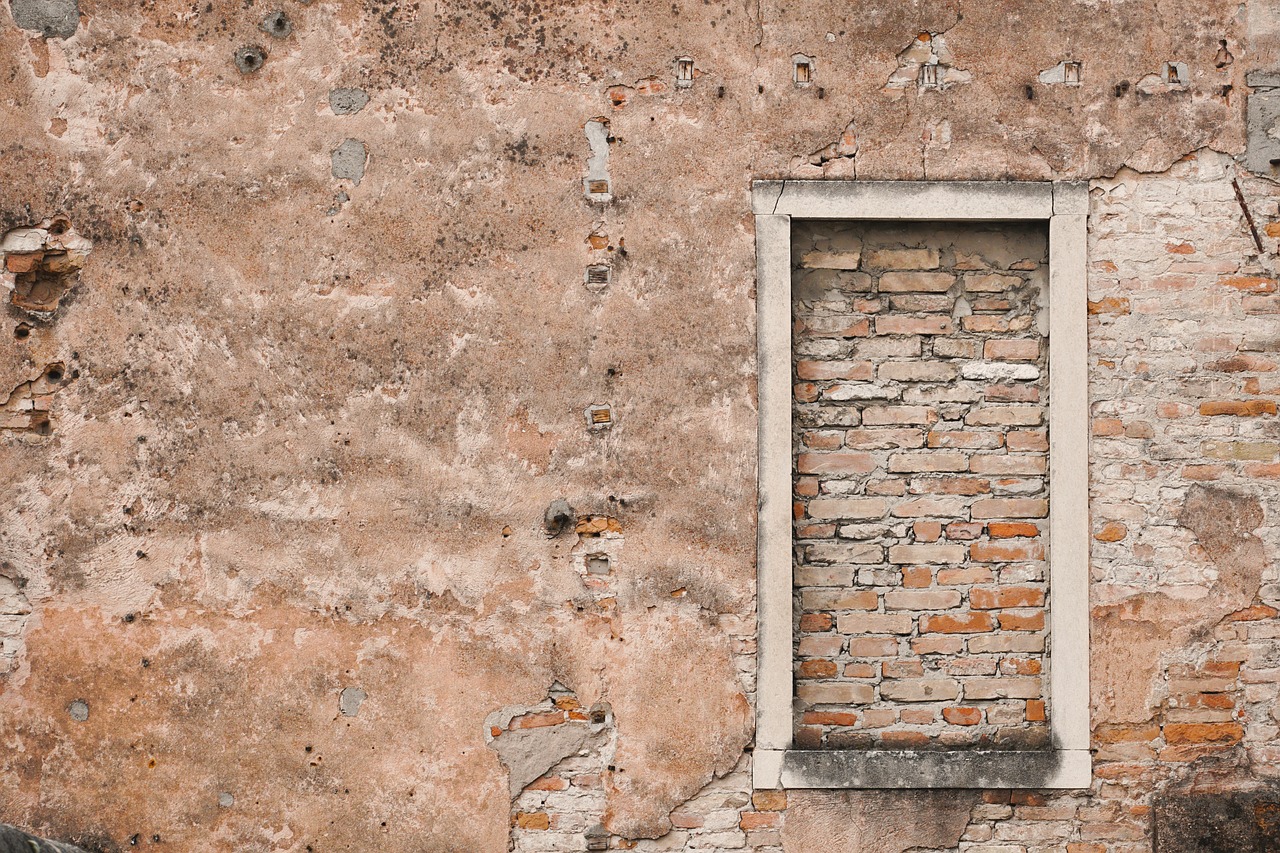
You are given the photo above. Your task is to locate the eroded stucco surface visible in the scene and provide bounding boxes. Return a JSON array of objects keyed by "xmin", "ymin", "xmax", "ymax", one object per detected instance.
[{"xmin": 1, "ymin": 0, "xmax": 1279, "ymax": 851}]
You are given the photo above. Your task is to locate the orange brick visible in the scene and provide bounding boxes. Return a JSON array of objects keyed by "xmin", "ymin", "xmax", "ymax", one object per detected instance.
[
  {"xmin": 511, "ymin": 711, "xmax": 566, "ymax": 730},
  {"xmin": 972, "ymin": 498, "xmax": 1048, "ymax": 519},
  {"xmin": 897, "ymin": 709, "xmax": 934, "ymax": 725},
  {"xmin": 881, "ymin": 659, "xmax": 925, "ymax": 678},
  {"xmin": 937, "ymin": 566, "xmax": 993, "ymax": 585},
  {"xmin": 1092, "ymin": 418, "xmax": 1124, "ymax": 436},
  {"xmin": 880, "ymin": 730, "xmax": 930, "ymax": 747},
  {"xmin": 876, "ymin": 316, "xmax": 954, "ymax": 335},
  {"xmin": 998, "ymin": 610, "xmax": 1045, "ymax": 631},
  {"xmin": 984, "ymin": 339, "xmax": 1040, "ymax": 360},
  {"xmin": 669, "ymin": 811, "xmax": 704, "ymax": 829},
  {"xmin": 1163, "ymin": 722, "xmax": 1243, "ymax": 744},
  {"xmin": 848, "ymin": 637, "xmax": 900, "ymax": 656},
  {"xmin": 797, "ymin": 451, "xmax": 877, "ymax": 474},
  {"xmin": 794, "ymin": 382, "xmax": 819, "ymax": 402},
  {"xmin": 801, "ymin": 430, "xmax": 844, "ymax": 450},
  {"xmin": 526, "ymin": 776, "xmax": 570, "ymax": 791},
  {"xmin": 913, "ymin": 521, "xmax": 943, "ymax": 542},
  {"xmin": 752, "ymin": 790, "xmax": 788, "ymax": 811},
  {"xmin": 971, "ymin": 586, "xmax": 1046, "ymax": 609},
  {"xmin": 1094, "ymin": 521, "xmax": 1127, "ymax": 542},
  {"xmin": 800, "ymin": 613, "xmax": 833, "ymax": 632},
  {"xmin": 969, "ymin": 540, "xmax": 1046, "ymax": 562},
  {"xmin": 1087, "ymin": 296, "xmax": 1131, "ymax": 315},
  {"xmin": 515, "ymin": 812, "xmax": 551, "ymax": 830},
  {"xmin": 923, "ymin": 476, "xmax": 991, "ymax": 495},
  {"xmin": 796, "ymin": 359, "xmax": 874, "ymax": 380},
  {"xmin": 4, "ymin": 252, "xmax": 42, "ymax": 274},
  {"xmin": 1200, "ymin": 400, "xmax": 1277, "ymax": 416},
  {"xmin": 801, "ymin": 711, "xmax": 858, "ymax": 727},
  {"xmin": 798, "ymin": 660, "xmax": 838, "ymax": 679},
  {"xmin": 989, "ymin": 521, "xmax": 1039, "ymax": 538},
  {"xmin": 921, "ymin": 612, "xmax": 995, "ymax": 633},
  {"xmin": 942, "ymin": 706, "xmax": 982, "ymax": 725},
  {"xmin": 1218, "ymin": 275, "xmax": 1277, "ymax": 293},
  {"xmin": 843, "ymin": 662, "xmax": 876, "ymax": 677},
  {"xmin": 1001, "ymin": 657, "xmax": 1042, "ymax": 675},
  {"xmin": 1006, "ymin": 430, "xmax": 1048, "ymax": 451},
  {"xmin": 944, "ymin": 522, "xmax": 986, "ymax": 541},
  {"xmin": 911, "ymin": 636, "xmax": 964, "ymax": 654},
  {"xmin": 1183, "ymin": 464, "xmax": 1226, "ymax": 480},
  {"xmin": 902, "ymin": 566, "xmax": 933, "ymax": 587},
  {"xmin": 1226, "ymin": 604, "xmax": 1280, "ymax": 621},
  {"xmin": 739, "ymin": 812, "xmax": 780, "ymax": 830},
  {"xmin": 1026, "ymin": 700, "xmax": 1046, "ymax": 721},
  {"xmin": 1011, "ymin": 791, "xmax": 1047, "ymax": 806}
]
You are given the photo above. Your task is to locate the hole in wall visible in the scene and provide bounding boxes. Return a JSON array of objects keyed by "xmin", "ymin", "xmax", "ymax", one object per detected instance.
[{"xmin": 675, "ymin": 56, "xmax": 694, "ymax": 88}]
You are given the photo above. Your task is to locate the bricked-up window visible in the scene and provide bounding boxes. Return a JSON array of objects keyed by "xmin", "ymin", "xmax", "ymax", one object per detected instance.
[{"xmin": 752, "ymin": 182, "xmax": 1090, "ymax": 790}]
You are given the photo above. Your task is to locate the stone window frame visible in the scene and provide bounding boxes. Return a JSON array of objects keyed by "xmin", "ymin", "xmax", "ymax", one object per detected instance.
[{"xmin": 751, "ymin": 180, "xmax": 1091, "ymax": 789}]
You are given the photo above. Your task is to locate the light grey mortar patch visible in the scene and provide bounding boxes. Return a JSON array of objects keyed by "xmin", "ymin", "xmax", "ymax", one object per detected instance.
[
  {"xmin": 331, "ymin": 139, "xmax": 367, "ymax": 185},
  {"xmin": 10, "ymin": 0, "xmax": 78, "ymax": 38},
  {"xmin": 329, "ymin": 88, "xmax": 370, "ymax": 115},
  {"xmin": 583, "ymin": 119, "xmax": 612, "ymax": 200},
  {"xmin": 488, "ymin": 721, "xmax": 590, "ymax": 798},
  {"xmin": 339, "ymin": 686, "xmax": 366, "ymax": 717},
  {"xmin": 218, "ymin": 792, "xmax": 234, "ymax": 807},
  {"xmin": 67, "ymin": 699, "xmax": 88, "ymax": 722}
]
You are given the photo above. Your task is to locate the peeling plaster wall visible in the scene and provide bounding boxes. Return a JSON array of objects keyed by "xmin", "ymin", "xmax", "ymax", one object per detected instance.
[{"xmin": 0, "ymin": 1, "xmax": 1279, "ymax": 851}]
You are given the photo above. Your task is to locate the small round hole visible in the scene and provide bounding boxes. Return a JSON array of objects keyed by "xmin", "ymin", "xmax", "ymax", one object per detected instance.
[
  {"xmin": 14, "ymin": 325, "xmax": 31, "ymax": 340},
  {"xmin": 33, "ymin": 420, "xmax": 52, "ymax": 436},
  {"xmin": 46, "ymin": 368, "xmax": 63, "ymax": 382},
  {"xmin": 48, "ymin": 219, "xmax": 69, "ymax": 236}
]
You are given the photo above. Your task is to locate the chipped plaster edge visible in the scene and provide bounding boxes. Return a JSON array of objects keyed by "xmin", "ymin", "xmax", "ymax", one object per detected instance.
[{"xmin": 752, "ymin": 180, "xmax": 1091, "ymax": 790}]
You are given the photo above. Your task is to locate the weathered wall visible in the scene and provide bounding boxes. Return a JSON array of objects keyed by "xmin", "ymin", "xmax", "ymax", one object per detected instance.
[{"xmin": 0, "ymin": 0, "xmax": 1278, "ymax": 851}]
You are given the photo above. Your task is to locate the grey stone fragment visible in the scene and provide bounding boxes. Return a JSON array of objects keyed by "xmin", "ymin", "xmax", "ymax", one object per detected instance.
[
  {"xmin": 329, "ymin": 88, "xmax": 370, "ymax": 115},
  {"xmin": 9, "ymin": 0, "xmax": 78, "ymax": 38},
  {"xmin": 0, "ymin": 825, "xmax": 87, "ymax": 852},
  {"xmin": 331, "ymin": 139, "xmax": 367, "ymax": 185},
  {"xmin": 339, "ymin": 686, "xmax": 366, "ymax": 717},
  {"xmin": 67, "ymin": 699, "xmax": 88, "ymax": 722}
]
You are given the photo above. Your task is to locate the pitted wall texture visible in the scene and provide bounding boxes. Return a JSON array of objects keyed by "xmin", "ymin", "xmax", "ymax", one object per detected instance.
[{"xmin": 0, "ymin": 0, "xmax": 1278, "ymax": 851}]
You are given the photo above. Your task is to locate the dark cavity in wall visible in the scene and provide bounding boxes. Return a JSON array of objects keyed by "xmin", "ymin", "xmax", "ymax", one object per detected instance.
[{"xmin": 1153, "ymin": 790, "xmax": 1280, "ymax": 853}]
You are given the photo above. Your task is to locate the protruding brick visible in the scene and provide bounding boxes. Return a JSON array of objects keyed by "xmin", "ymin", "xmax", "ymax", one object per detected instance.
[
  {"xmin": 797, "ymin": 359, "xmax": 875, "ymax": 380},
  {"xmin": 797, "ymin": 451, "xmax": 877, "ymax": 475},
  {"xmin": 920, "ymin": 612, "xmax": 995, "ymax": 633},
  {"xmin": 888, "ymin": 544, "xmax": 966, "ymax": 564},
  {"xmin": 888, "ymin": 452, "xmax": 969, "ymax": 473},
  {"xmin": 971, "ymin": 498, "xmax": 1048, "ymax": 519},
  {"xmin": 837, "ymin": 612, "xmax": 915, "ymax": 635},
  {"xmin": 807, "ymin": 498, "xmax": 889, "ymax": 520},
  {"xmin": 942, "ymin": 706, "xmax": 983, "ymax": 725},
  {"xmin": 884, "ymin": 589, "xmax": 962, "ymax": 610},
  {"xmin": 862, "ymin": 406, "xmax": 938, "ymax": 426},
  {"xmin": 880, "ymin": 272, "xmax": 955, "ymax": 292}
]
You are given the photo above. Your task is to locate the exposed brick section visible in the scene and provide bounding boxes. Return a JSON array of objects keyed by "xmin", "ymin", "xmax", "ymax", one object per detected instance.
[{"xmin": 792, "ymin": 220, "xmax": 1050, "ymax": 748}]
